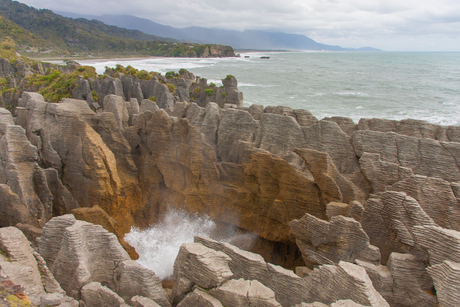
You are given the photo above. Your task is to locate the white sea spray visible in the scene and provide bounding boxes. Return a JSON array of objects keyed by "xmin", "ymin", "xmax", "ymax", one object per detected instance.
[{"xmin": 124, "ymin": 208, "xmax": 256, "ymax": 280}]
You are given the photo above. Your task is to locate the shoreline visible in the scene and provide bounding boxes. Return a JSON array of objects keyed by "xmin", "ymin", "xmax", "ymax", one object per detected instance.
[{"xmin": 33, "ymin": 55, "xmax": 167, "ymax": 63}]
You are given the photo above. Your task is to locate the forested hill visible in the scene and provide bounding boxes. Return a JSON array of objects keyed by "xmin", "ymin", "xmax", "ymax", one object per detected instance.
[
  {"xmin": 0, "ymin": 15, "xmax": 67, "ymax": 57},
  {"xmin": 0, "ymin": 0, "xmax": 235, "ymax": 57}
]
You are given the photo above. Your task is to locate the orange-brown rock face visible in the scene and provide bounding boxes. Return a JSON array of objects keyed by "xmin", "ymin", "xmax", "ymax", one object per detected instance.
[
  {"xmin": 126, "ymin": 108, "xmax": 325, "ymax": 243},
  {"xmin": 15, "ymin": 94, "xmax": 142, "ymax": 235},
  {"xmin": 72, "ymin": 205, "xmax": 139, "ymax": 260}
]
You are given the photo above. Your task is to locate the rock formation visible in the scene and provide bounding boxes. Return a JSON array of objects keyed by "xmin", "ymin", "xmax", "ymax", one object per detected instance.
[
  {"xmin": 2, "ymin": 57, "xmax": 460, "ymax": 306},
  {"xmin": 38, "ymin": 214, "xmax": 170, "ymax": 306},
  {"xmin": 172, "ymin": 236, "xmax": 389, "ymax": 307}
]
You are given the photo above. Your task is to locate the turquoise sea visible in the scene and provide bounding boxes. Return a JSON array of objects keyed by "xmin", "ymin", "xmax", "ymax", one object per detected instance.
[{"xmin": 79, "ymin": 51, "xmax": 460, "ymax": 125}]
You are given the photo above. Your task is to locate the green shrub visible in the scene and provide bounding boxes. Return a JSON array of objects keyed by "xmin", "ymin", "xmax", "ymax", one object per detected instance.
[
  {"xmin": 136, "ymin": 70, "xmax": 151, "ymax": 80},
  {"xmin": 149, "ymin": 96, "xmax": 157, "ymax": 102},
  {"xmin": 165, "ymin": 71, "xmax": 179, "ymax": 78},
  {"xmin": 91, "ymin": 90, "xmax": 98, "ymax": 102},
  {"xmin": 222, "ymin": 92, "xmax": 227, "ymax": 97},
  {"xmin": 204, "ymin": 88, "xmax": 214, "ymax": 96},
  {"xmin": 179, "ymin": 68, "xmax": 188, "ymax": 75},
  {"xmin": 209, "ymin": 82, "xmax": 216, "ymax": 87},
  {"xmin": 226, "ymin": 75, "xmax": 233, "ymax": 80},
  {"xmin": 167, "ymin": 83, "xmax": 176, "ymax": 93}
]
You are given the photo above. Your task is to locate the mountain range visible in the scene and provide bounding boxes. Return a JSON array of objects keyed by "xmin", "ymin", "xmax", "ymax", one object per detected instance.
[
  {"xmin": 57, "ymin": 12, "xmax": 380, "ymax": 52},
  {"xmin": 0, "ymin": 0, "xmax": 234, "ymax": 58}
]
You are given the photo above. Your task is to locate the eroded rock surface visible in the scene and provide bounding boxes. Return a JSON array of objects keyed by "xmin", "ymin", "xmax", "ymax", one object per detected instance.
[
  {"xmin": 37, "ymin": 215, "xmax": 170, "ymax": 306},
  {"xmin": 2, "ymin": 85, "xmax": 460, "ymax": 307}
]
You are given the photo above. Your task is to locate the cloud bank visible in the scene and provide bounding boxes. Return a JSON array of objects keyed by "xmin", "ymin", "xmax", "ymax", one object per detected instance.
[{"xmin": 18, "ymin": 0, "xmax": 460, "ymax": 51}]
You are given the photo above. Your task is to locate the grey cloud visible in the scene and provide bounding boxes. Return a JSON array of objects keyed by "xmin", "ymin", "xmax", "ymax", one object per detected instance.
[{"xmin": 17, "ymin": 0, "xmax": 460, "ymax": 51}]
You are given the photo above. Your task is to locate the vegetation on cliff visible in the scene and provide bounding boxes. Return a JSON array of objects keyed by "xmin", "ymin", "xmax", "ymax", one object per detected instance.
[
  {"xmin": 25, "ymin": 65, "xmax": 99, "ymax": 102},
  {"xmin": 0, "ymin": 0, "xmax": 235, "ymax": 58},
  {"xmin": 0, "ymin": 15, "xmax": 66, "ymax": 57}
]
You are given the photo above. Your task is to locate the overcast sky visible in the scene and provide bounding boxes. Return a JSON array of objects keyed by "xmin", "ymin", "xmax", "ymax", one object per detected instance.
[{"xmin": 18, "ymin": 0, "xmax": 460, "ymax": 51}]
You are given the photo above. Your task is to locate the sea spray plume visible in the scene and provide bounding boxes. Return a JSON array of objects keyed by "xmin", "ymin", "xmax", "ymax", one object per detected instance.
[
  {"xmin": 124, "ymin": 208, "xmax": 217, "ymax": 279},
  {"xmin": 124, "ymin": 208, "xmax": 257, "ymax": 280}
]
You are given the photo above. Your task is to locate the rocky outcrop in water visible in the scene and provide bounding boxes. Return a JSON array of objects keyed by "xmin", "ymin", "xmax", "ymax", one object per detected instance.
[{"xmin": 0, "ymin": 58, "xmax": 243, "ymax": 116}]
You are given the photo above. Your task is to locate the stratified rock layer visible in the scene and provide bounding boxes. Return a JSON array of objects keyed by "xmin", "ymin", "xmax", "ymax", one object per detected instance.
[
  {"xmin": 38, "ymin": 215, "xmax": 170, "ymax": 306},
  {"xmin": 3, "ymin": 84, "xmax": 460, "ymax": 307}
]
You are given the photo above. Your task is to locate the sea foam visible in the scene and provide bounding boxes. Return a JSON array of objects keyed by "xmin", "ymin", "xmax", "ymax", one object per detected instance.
[{"xmin": 124, "ymin": 208, "xmax": 256, "ymax": 280}]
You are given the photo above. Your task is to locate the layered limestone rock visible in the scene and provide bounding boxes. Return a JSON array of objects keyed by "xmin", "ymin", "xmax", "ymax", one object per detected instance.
[
  {"xmin": 4, "ymin": 84, "xmax": 460, "ymax": 307},
  {"xmin": 38, "ymin": 215, "xmax": 170, "ymax": 306},
  {"xmin": 189, "ymin": 236, "xmax": 388, "ymax": 307},
  {"xmin": 177, "ymin": 288, "xmax": 224, "ymax": 307},
  {"xmin": 289, "ymin": 213, "xmax": 380, "ymax": 267},
  {"xmin": 71, "ymin": 205, "xmax": 139, "ymax": 259},
  {"xmin": 0, "ymin": 106, "xmax": 78, "ymax": 228},
  {"xmin": 360, "ymin": 191, "xmax": 436, "ymax": 262},
  {"xmin": 352, "ymin": 129, "xmax": 460, "ymax": 183},
  {"xmin": 0, "ymin": 226, "xmax": 74, "ymax": 306},
  {"xmin": 15, "ymin": 94, "xmax": 142, "ymax": 234},
  {"xmin": 426, "ymin": 261, "xmax": 460, "ymax": 307},
  {"xmin": 411, "ymin": 225, "xmax": 460, "ymax": 265},
  {"xmin": 387, "ymin": 175, "xmax": 460, "ymax": 231},
  {"xmin": 208, "ymin": 279, "xmax": 281, "ymax": 307},
  {"xmin": 387, "ymin": 253, "xmax": 437, "ymax": 307}
]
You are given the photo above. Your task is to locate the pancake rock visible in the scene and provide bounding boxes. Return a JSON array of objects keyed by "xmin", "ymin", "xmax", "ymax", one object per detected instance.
[
  {"xmin": 0, "ymin": 226, "xmax": 76, "ymax": 306},
  {"xmin": 289, "ymin": 213, "xmax": 380, "ymax": 266},
  {"xmin": 37, "ymin": 215, "xmax": 170, "ymax": 306},
  {"xmin": 426, "ymin": 261, "xmax": 460, "ymax": 307},
  {"xmin": 180, "ymin": 236, "xmax": 389, "ymax": 307},
  {"xmin": 16, "ymin": 94, "xmax": 142, "ymax": 234}
]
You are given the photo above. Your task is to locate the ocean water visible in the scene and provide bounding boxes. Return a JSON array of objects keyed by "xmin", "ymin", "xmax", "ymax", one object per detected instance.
[{"xmin": 79, "ymin": 51, "xmax": 460, "ymax": 126}]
